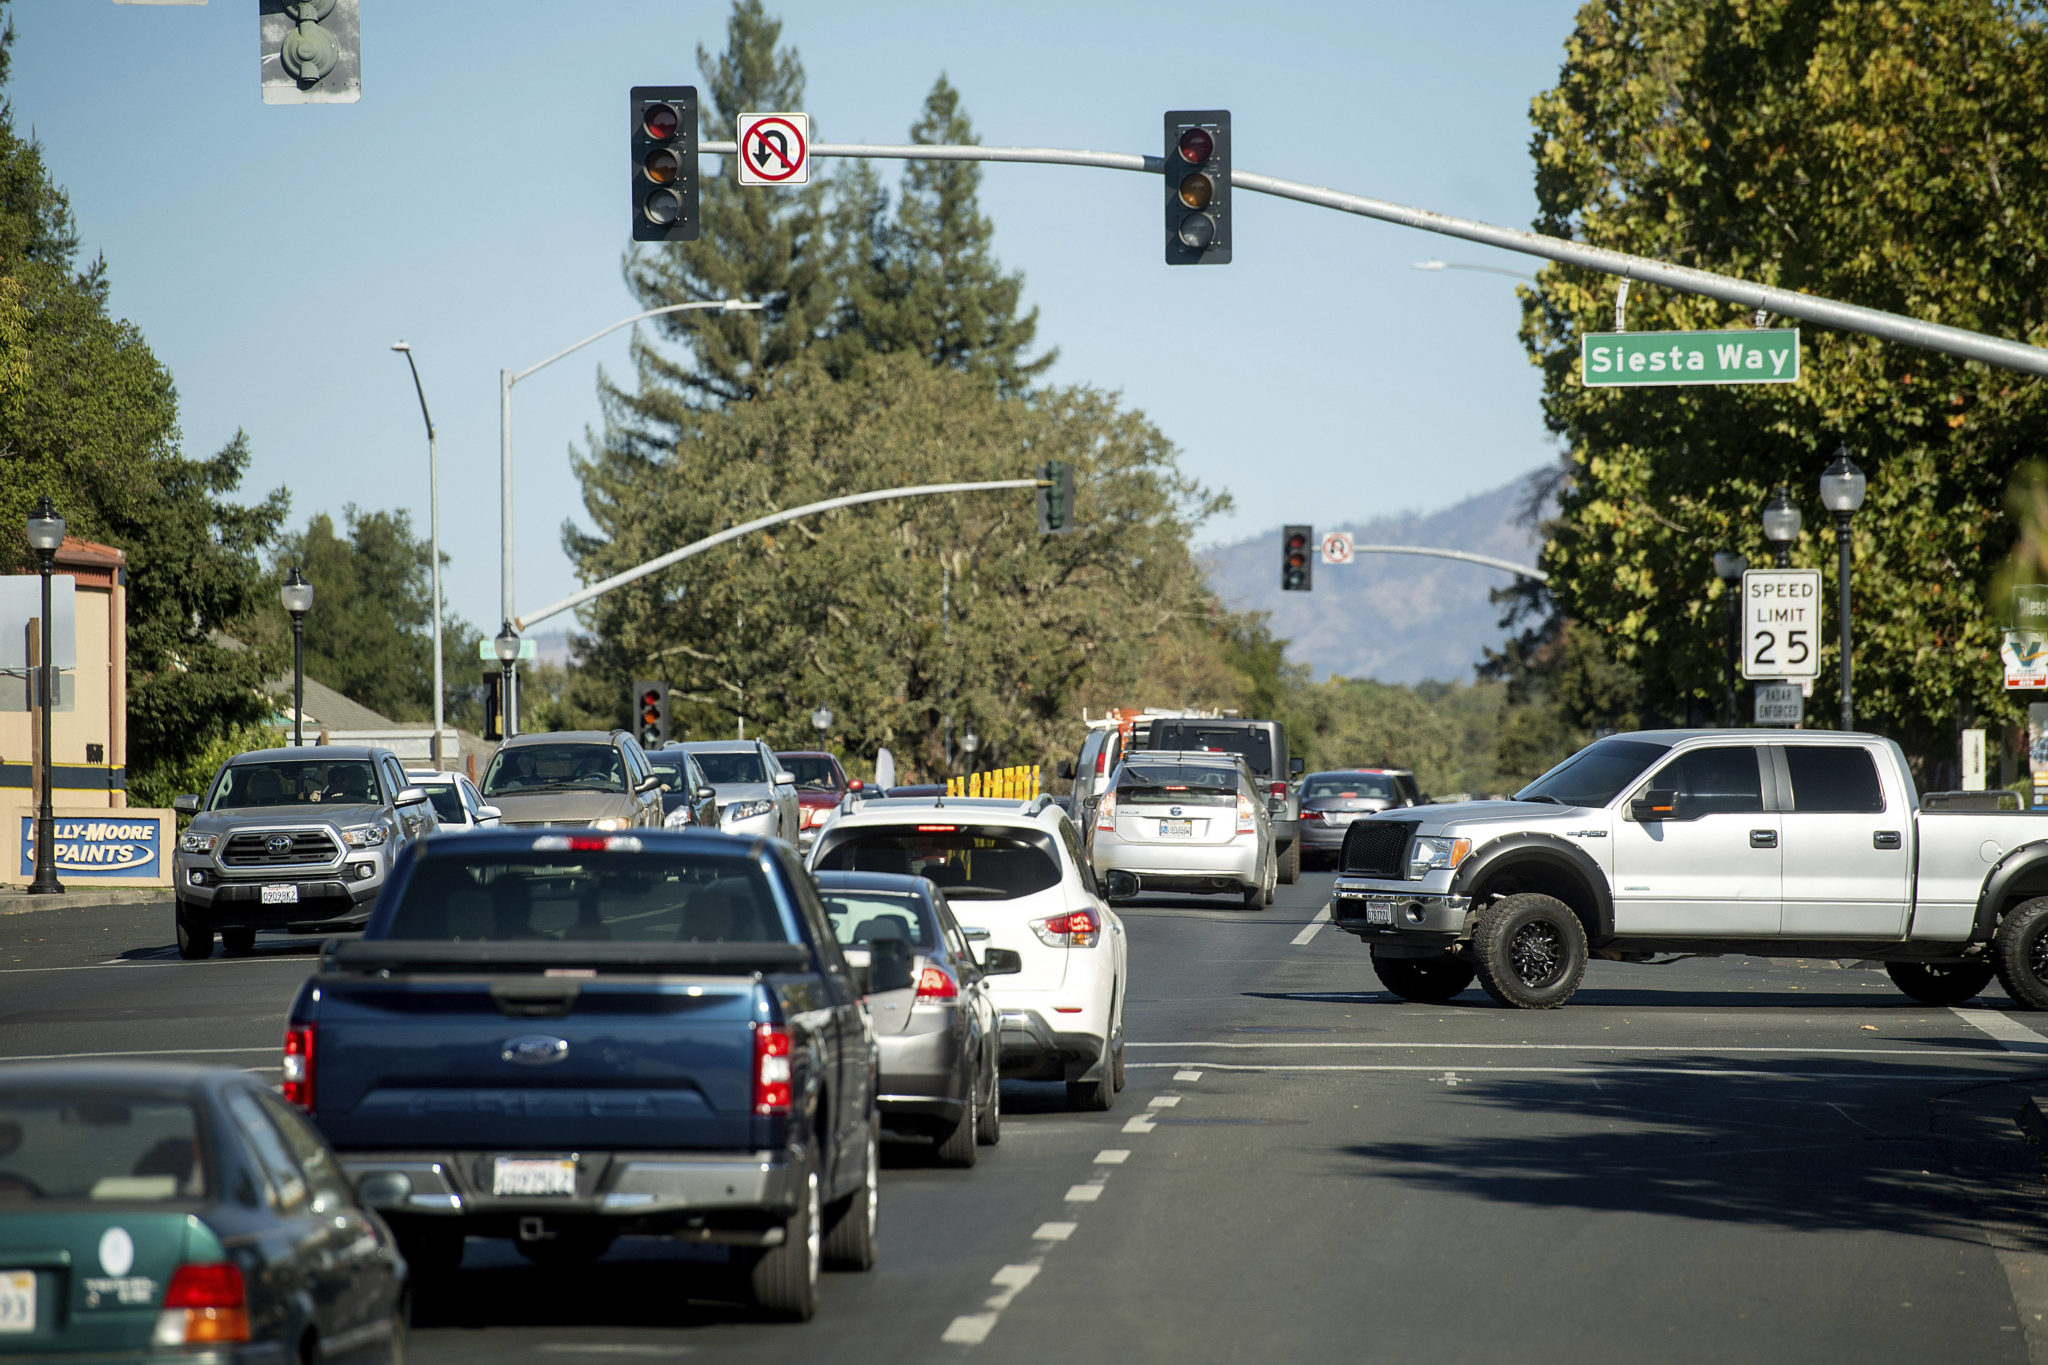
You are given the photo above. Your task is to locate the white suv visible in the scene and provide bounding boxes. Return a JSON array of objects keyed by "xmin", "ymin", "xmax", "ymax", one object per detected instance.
[{"xmin": 808, "ymin": 795, "xmax": 1129, "ymax": 1110}]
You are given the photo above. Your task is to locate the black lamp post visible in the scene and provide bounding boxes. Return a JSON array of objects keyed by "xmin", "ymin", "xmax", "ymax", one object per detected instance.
[
  {"xmin": 25, "ymin": 496, "xmax": 65, "ymax": 895},
  {"xmin": 1819, "ymin": 446, "xmax": 1868, "ymax": 731},
  {"xmin": 1760, "ymin": 485, "xmax": 1802, "ymax": 568},
  {"xmin": 1713, "ymin": 550, "xmax": 1747, "ymax": 727},
  {"xmin": 493, "ymin": 621, "xmax": 521, "ymax": 739},
  {"xmin": 279, "ymin": 568, "xmax": 314, "ymax": 747}
]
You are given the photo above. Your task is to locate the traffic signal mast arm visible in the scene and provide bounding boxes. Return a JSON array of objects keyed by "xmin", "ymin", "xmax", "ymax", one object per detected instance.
[
  {"xmin": 1345, "ymin": 545, "xmax": 1546, "ymax": 582},
  {"xmin": 698, "ymin": 139, "xmax": 2048, "ymax": 380}
]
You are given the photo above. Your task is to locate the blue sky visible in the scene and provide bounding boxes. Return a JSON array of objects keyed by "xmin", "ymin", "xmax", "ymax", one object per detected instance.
[{"xmin": 9, "ymin": 0, "xmax": 1582, "ymax": 638}]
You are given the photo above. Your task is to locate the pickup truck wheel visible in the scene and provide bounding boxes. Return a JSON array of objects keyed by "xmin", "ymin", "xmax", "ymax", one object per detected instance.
[
  {"xmin": 1371, "ymin": 954, "xmax": 1476, "ymax": 1004},
  {"xmin": 1279, "ymin": 839, "xmax": 1301, "ymax": 885},
  {"xmin": 1472, "ymin": 894, "xmax": 1588, "ymax": 1009},
  {"xmin": 749, "ymin": 1149, "xmax": 819, "ymax": 1320},
  {"xmin": 1994, "ymin": 897, "xmax": 2048, "ymax": 1011},
  {"xmin": 934, "ymin": 1080, "xmax": 979, "ymax": 1168},
  {"xmin": 174, "ymin": 905, "xmax": 214, "ymax": 961},
  {"xmin": 1886, "ymin": 961, "xmax": 1995, "ymax": 1006},
  {"xmin": 822, "ymin": 1119, "xmax": 879, "ymax": 1270}
]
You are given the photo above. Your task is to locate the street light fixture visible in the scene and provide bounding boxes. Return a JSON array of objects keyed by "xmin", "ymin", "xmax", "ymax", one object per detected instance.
[
  {"xmin": 1760, "ymin": 485, "xmax": 1802, "ymax": 568},
  {"xmin": 279, "ymin": 568, "xmax": 314, "ymax": 749},
  {"xmin": 25, "ymin": 496, "xmax": 65, "ymax": 896},
  {"xmin": 1819, "ymin": 445, "xmax": 1868, "ymax": 731},
  {"xmin": 1712, "ymin": 550, "xmax": 1748, "ymax": 727},
  {"xmin": 493, "ymin": 620, "xmax": 522, "ymax": 739},
  {"xmin": 391, "ymin": 340, "xmax": 446, "ymax": 770},
  {"xmin": 810, "ymin": 706, "xmax": 832, "ymax": 738},
  {"xmin": 959, "ymin": 726, "xmax": 980, "ymax": 779},
  {"xmin": 1411, "ymin": 258, "xmax": 1538, "ymax": 283}
]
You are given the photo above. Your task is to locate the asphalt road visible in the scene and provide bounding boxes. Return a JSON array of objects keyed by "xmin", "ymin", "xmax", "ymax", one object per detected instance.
[{"xmin": 9, "ymin": 881, "xmax": 2048, "ymax": 1363}]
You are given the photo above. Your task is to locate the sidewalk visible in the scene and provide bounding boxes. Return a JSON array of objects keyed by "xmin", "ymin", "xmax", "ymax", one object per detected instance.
[{"xmin": 0, "ymin": 886, "xmax": 172, "ymax": 915}]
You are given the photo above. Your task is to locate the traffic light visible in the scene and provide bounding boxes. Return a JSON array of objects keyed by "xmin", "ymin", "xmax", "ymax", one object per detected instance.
[
  {"xmin": 1038, "ymin": 460, "xmax": 1076, "ymax": 534},
  {"xmin": 633, "ymin": 680, "xmax": 671, "ymax": 747},
  {"xmin": 632, "ymin": 86, "xmax": 699, "ymax": 242},
  {"xmin": 1282, "ymin": 525, "xmax": 1313, "ymax": 592},
  {"xmin": 481, "ymin": 672, "xmax": 503, "ymax": 742},
  {"xmin": 1164, "ymin": 110, "xmax": 1231, "ymax": 265}
]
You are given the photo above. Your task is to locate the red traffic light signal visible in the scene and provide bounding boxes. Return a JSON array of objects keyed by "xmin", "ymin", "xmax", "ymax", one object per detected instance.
[
  {"xmin": 631, "ymin": 679, "xmax": 671, "ymax": 746},
  {"xmin": 632, "ymin": 86, "xmax": 698, "ymax": 243},
  {"xmin": 1164, "ymin": 110, "xmax": 1230, "ymax": 265},
  {"xmin": 1282, "ymin": 524, "xmax": 1313, "ymax": 591}
]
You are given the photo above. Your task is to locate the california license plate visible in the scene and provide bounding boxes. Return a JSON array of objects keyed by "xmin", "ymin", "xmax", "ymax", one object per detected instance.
[
  {"xmin": 493, "ymin": 1157, "xmax": 577, "ymax": 1196},
  {"xmin": 0, "ymin": 1271, "xmax": 34, "ymax": 1333},
  {"xmin": 1158, "ymin": 819, "xmax": 1194, "ymax": 838},
  {"xmin": 1366, "ymin": 900, "xmax": 1396, "ymax": 925},
  {"xmin": 261, "ymin": 883, "xmax": 299, "ymax": 905}
]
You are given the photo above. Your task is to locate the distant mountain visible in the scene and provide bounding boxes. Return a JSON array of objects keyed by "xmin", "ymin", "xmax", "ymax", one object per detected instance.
[{"xmin": 1201, "ymin": 473, "xmax": 1546, "ymax": 684}]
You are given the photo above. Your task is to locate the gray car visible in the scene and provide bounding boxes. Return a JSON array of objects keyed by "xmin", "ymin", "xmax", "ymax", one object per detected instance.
[
  {"xmin": 816, "ymin": 870, "xmax": 1018, "ymax": 1165},
  {"xmin": 1297, "ymin": 768, "xmax": 1423, "ymax": 867},
  {"xmin": 171, "ymin": 745, "xmax": 436, "ymax": 959},
  {"xmin": 477, "ymin": 730, "xmax": 665, "ymax": 830},
  {"xmin": 1090, "ymin": 753, "xmax": 1275, "ymax": 908},
  {"xmin": 672, "ymin": 739, "xmax": 800, "ymax": 843}
]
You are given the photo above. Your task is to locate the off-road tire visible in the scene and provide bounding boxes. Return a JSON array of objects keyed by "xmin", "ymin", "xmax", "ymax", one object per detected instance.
[
  {"xmin": 1279, "ymin": 839, "xmax": 1301, "ymax": 884},
  {"xmin": 976, "ymin": 1062, "xmax": 1002, "ymax": 1145},
  {"xmin": 220, "ymin": 928, "xmax": 257, "ymax": 957},
  {"xmin": 1994, "ymin": 897, "xmax": 2048, "ymax": 1011},
  {"xmin": 1886, "ymin": 961, "xmax": 1996, "ymax": 1007},
  {"xmin": 1471, "ymin": 893, "xmax": 1588, "ymax": 1010},
  {"xmin": 934, "ymin": 1081, "xmax": 978, "ymax": 1168},
  {"xmin": 748, "ymin": 1147, "xmax": 819, "ymax": 1320},
  {"xmin": 1371, "ymin": 953, "xmax": 1476, "ymax": 1004},
  {"xmin": 821, "ymin": 1119, "xmax": 879, "ymax": 1270},
  {"xmin": 175, "ymin": 904, "xmax": 213, "ymax": 961}
]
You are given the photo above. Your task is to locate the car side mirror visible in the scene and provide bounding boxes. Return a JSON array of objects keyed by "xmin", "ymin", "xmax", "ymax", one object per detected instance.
[
  {"xmin": 172, "ymin": 794, "xmax": 201, "ymax": 816},
  {"xmin": 981, "ymin": 947, "xmax": 1024, "ymax": 976},
  {"xmin": 1290, "ymin": 757, "xmax": 1306, "ymax": 776},
  {"xmin": 476, "ymin": 805, "xmax": 502, "ymax": 822},
  {"xmin": 1056, "ymin": 759, "xmax": 1077, "ymax": 780},
  {"xmin": 396, "ymin": 786, "xmax": 430, "ymax": 807},
  {"xmin": 354, "ymin": 1171, "xmax": 412, "ymax": 1208},
  {"xmin": 1629, "ymin": 789, "xmax": 1682, "ymax": 822},
  {"xmin": 868, "ymin": 937, "xmax": 915, "ymax": 993}
]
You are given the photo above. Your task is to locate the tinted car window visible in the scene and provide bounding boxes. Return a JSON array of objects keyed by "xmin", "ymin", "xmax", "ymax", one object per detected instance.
[
  {"xmin": 693, "ymin": 751, "xmax": 769, "ymax": 784},
  {"xmin": 817, "ymin": 826, "xmax": 1063, "ymax": 900},
  {"xmin": 1149, "ymin": 723, "xmax": 1275, "ymax": 778},
  {"xmin": 1785, "ymin": 746, "xmax": 1886, "ymax": 813},
  {"xmin": 212, "ymin": 760, "xmax": 379, "ymax": 809},
  {"xmin": 1516, "ymin": 739, "xmax": 1671, "ymax": 808},
  {"xmin": 780, "ymin": 757, "xmax": 841, "ymax": 790},
  {"xmin": 418, "ymin": 782, "xmax": 465, "ymax": 823},
  {"xmin": 1118, "ymin": 762, "xmax": 1239, "ymax": 802},
  {"xmin": 224, "ymin": 1090, "xmax": 306, "ymax": 1212},
  {"xmin": 1643, "ymin": 746, "xmax": 1765, "ymax": 816},
  {"xmin": 252, "ymin": 1093, "xmax": 350, "ymax": 1211},
  {"xmin": 481, "ymin": 744, "xmax": 627, "ymax": 796},
  {"xmin": 1302, "ymin": 774, "xmax": 1398, "ymax": 801},
  {"xmin": 383, "ymin": 848, "xmax": 792, "ymax": 943},
  {"xmin": 821, "ymin": 891, "xmax": 938, "ymax": 949},
  {"xmin": 0, "ymin": 1095, "xmax": 206, "ymax": 1202}
]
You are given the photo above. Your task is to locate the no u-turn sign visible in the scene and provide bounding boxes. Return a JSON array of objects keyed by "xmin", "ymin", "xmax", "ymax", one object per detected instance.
[{"xmin": 737, "ymin": 112, "xmax": 810, "ymax": 186}]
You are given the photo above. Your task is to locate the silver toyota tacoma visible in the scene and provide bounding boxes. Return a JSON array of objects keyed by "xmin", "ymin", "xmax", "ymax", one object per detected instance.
[{"xmin": 1330, "ymin": 729, "xmax": 2048, "ymax": 1010}]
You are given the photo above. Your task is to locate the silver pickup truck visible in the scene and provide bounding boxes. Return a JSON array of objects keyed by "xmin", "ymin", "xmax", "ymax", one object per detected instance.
[{"xmin": 1330, "ymin": 729, "xmax": 2048, "ymax": 1010}]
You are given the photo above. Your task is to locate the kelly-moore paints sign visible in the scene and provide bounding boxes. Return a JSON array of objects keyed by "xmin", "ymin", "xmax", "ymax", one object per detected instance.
[
  {"xmin": 1582, "ymin": 329, "xmax": 1800, "ymax": 387},
  {"xmin": 16, "ymin": 814, "xmax": 166, "ymax": 881}
]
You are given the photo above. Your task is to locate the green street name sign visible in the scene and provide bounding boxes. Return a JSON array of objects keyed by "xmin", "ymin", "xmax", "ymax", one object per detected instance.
[{"xmin": 1581, "ymin": 328, "xmax": 1800, "ymax": 387}]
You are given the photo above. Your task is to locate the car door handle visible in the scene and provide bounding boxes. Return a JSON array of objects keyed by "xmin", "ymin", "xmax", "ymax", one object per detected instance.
[
  {"xmin": 1874, "ymin": 831, "xmax": 1902, "ymax": 850},
  {"xmin": 1750, "ymin": 830, "xmax": 1778, "ymax": 849}
]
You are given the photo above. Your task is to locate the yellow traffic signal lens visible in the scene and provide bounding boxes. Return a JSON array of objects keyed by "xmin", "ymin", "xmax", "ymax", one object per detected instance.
[
  {"xmin": 1178, "ymin": 173, "xmax": 1213, "ymax": 209},
  {"xmin": 643, "ymin": 103, "xmax": 679, "ymax": 140},
  {"xmin": 644, "ymin": 148, "xmax": 678, "ymax": 185},
  {"xmin": 1177, "ymin": 127, "xmax": 1214, "ymax": 165}
]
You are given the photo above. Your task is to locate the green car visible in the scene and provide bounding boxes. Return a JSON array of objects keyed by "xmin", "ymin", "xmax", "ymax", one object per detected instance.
[{"xmin": 0, "ymin": 1063, "xmax": 406, "ymax": 1363}]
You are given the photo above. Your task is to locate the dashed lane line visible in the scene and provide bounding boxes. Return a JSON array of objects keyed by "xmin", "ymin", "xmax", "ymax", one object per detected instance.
[
  {"xmin": 1064, "ymin": 1183, "xmax": 1104, "ymax": 1202},
  {"xmin": 1095, "ymin": 1149, "xmax": 1129, "ymax": 1164},
  {"xmin": 0, "ymin": 1045, "xmax": 276, "ymax": 1063},
  {"xmin": 1173, "ymin": 1069, "xmax": 1203, "ymax": 1081},
  {"xmin": 1290, "ymin": 905, "xmax": 1331, "ymax": 946},
  {"xmin": 1032, "ymin": 1223, "xmax": 1076, "ymax": 1242},
  {"xmin": 1121, "ymin": 1114, "xmax": 1156, "ymax": 1133},
  {"xmin": 1147, "ymin": 1095, "xmax": 1180, "ymax": 1108}
]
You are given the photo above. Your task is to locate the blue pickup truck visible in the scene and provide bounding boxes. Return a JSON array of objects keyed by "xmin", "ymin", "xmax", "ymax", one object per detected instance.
[{"xmin": 282, "ymin": 828, "xmax": 890, "ymax": 1320}]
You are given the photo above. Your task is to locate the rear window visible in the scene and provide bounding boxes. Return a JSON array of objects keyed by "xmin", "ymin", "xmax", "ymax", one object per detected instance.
[
  {"xmin": 1117, "ymin": 762, "xmax": 1238, "ymax": 803},
  {"xmin": 418, "ymin": 782, "xmax": 465, "ymax": 823},
  {"xmin": 1785, "ymin": 746, "xmax": 1886, "ymax": 814},
  {"xmin": 1303, "ymin": 774, "xmax": 1397, "ymax": 801},
  {"xmin": 692, "ymin": 750, "xmax": 768, "ymax": 785},
  {"xmin": 815, "ymin": 826, "xmax": 1063, "ymax": 900},
  {"xmin": 819, "ymin": 891, "xmax": 938, "ymax": 950},
  {"xmin": 382, "ymin": 848, "xmax": 792, "ymax": 943},
  {"xmin": 0, "ymin": 1096, "xmax": 206, "ymax": 1203},
  {"xmin": 1149, "ymin": 724, "xmax": 1276, "ymax": 777},
  {"xmin": 481, "ymin": 743, "xmax": 626, "ymax": 797}
]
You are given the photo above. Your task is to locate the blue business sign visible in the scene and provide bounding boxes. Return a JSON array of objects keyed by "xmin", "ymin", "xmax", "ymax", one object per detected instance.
[{"xmin": 17, "ymin": 815, "xmax": 164, "ymax": 880}]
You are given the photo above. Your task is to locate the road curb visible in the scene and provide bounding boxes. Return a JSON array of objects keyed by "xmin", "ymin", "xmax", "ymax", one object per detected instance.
[{"xmin": 0, "ymin": 888, "xmax": 172, "ymax": 915}]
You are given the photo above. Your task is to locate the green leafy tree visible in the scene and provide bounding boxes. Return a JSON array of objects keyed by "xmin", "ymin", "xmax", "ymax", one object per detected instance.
[{"xmin": 1522, "ymin": 0, "xmax": 2048, "ymax": 769}]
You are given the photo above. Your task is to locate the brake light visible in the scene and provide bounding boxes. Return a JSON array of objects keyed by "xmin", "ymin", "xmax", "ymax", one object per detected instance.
[
  {"xmin": 1270, "ymin": 782, "xmax": 1287, "ymax": 798},
  {"xmin": 1236, "ymin": 794, "xmax": 1256, "ymax": 834},
  {"xmin": 1029, "ymin": 908, "xmax": 1100, "ymax": 948},
  {"xmin": 915, "ymin": 965, "xmax": 959, "ymax": 1000},
  {"xmin": 753, "ymin": 1025, "xmax": 793, "ymax": 1115},
  {"xmin": 1300, "ymin": 808, "xmax": 1324, "ymax": 820},
  {"xmin": 281, "ymin": 1024, "xmax": 314, "ymax": 1109},
  {"xmin": 917, "ymin": 824, "xmax": 958, "ymax": 832},
  {"xmin": 1096, "ymin": 793, "xmax": 1117, "ymax": 832},
  {"xmin": 154, "ymin": 1263, "xmax": 248, "ymax": 1346},
  {"xmin": 1095, "ymin": 743, "xmax": 1110, "ymax": 777}
]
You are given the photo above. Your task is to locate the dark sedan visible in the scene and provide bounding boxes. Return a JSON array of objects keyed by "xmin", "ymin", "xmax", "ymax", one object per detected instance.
[
  {"xmin": 0, "ymin": 1062, "xmax": 406, "ymax": 1362},
  {"xmin": 815, "ymin": 871, "xmax": 1018, "ymax": 1167},
  {"xmin": 645, "ymin": 748, "xmax": 718, "ymax": 830},
  {"xmin": 1297, "ymin": 769, "xmax": 1424, "ymax": 867}
]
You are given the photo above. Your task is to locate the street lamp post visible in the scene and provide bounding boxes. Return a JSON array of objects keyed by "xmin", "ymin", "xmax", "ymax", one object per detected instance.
[
  {"xmin": 25, "ymin": 496, "xmax": 65, "ymax": 895},
  {"xmin": 810, "ymin": 706, "xmax": 832, "ymax": 742},
  {"xmin": 493, "ymin": 621, "xmax": 521, "ymax": 739},
  {"xmin": 1761, "ymin": 485, "xmax": 1802, "ymax": 568},
  {"xmin": 1712, "ymin": 550, "xmax": 1748, "ymax": 727},
  {"xmin": 391, "ymin": 341, "xmax": 445, "ymax": 769},
  {"xmin": 1819, "ymin": 446, "xmax": 1868, "ymax": 731},
  {"xmin": 280, "ymin": 568, "xmax": 314, "ymax": 748},
  {"xmin": 959, "ymin": 726, "xmax": 980, "ymax": 782}
]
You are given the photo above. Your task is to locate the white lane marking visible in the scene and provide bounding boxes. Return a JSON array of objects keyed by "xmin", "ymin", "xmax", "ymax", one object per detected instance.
[
  {"xmin": 1290, "ymin": 905, "xmax": 1331, "ymax": 946},
  {"xmin": 535, "ymin": 1348, "xmax": 691, "ymax": 1358},
  {"xmin": 1132, "ymin": 1041, "xmax": 2012, "ymax": 1056},
  {"xmin": 0, "ymin": 1046, "xmax": 276, "ymax": 1063},
  {"xmin": 1121, "ymin": 1115, "xmax": 1156, "ymax": 1134},
  {"xmin": 1126, "ymin": 1061, "xmax": 2017, "ymax": 1079},
  {"xmin": 989, "ymin": 1264, "xmax": 1039, "ymax": 1294},
  {"xmin": 1095, "ymin": 1149, "xmax": 1129, "ymax": 1165},
  {"xmin": 0, "ymin": 957, "xmax": 309, "ymax": 975},
  {"xmin": 942, "ymin": 1314, "xmax": 998, "ymax": 1345},
  {"xmin": 1953, "ymin": 1008, "xmax": 2048, "ymax": 1052},
  {"xmin": 1174, "ymin": 1069, "xmax": 1203, "ymax": 1081},
  {"xmin": 1443, "ymin": 1071, "xmax": 1460, "ymax": 1088},
  {"xmin": 1064, "ymin": 1184, "xmax": 1103, "ymax": 1202},
  {"xmin": 1148, "ymin": 1095, "xmax": 1180, "ymax": 1108},
  {"xmin": 1032, "ymin": 1222, "xmax": 1076, "ymax": 1242}
]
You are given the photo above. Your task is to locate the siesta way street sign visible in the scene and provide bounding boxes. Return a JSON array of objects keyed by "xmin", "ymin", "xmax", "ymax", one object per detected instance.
[{"xmin": 1581, "ymin": 329, "xmax": 1800, "ymax": 388}]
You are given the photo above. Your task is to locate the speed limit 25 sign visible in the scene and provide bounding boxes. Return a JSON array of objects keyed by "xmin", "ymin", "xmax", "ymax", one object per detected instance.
[{"xmin": 1742, "ymin": 568, "xmax": 1822, "ymax": 680}]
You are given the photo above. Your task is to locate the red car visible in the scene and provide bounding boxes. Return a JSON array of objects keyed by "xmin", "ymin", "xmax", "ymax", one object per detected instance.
[{"xmin": 775, "ymin": 750, "xmax": 852, "ymax": 848}]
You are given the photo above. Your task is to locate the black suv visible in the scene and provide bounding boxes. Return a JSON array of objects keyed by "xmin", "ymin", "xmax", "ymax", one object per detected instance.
[{"xmin": 1145, "ymin": 719, "xmax": 1305, "ymax": 882}]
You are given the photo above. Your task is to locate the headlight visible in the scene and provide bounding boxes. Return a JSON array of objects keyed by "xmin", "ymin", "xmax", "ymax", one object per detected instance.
[
  {"xmin": 179, "ymin": 832, "xmax": 218, "ymax": 854},
  {"xmin": 591, "ymin": 816, "xmax": 633, "ymax": 831},
  {"xmin": 663, "ymin": 808, "xmax": 694, "ymax": 830},
  {"xmin": 725, "ymin": 800, "xmax": 773, "ymax": 822},
  {"xmin": 340, "ymin": 821, "xmax": 390, "ymax": 848},
  {"xmin": 804, "ymin": 806, "xmax": 831, "ymax": 828},
  {"xmin": 1407, "ymin": 836, "xmax": 1472, "ymax": 879}
]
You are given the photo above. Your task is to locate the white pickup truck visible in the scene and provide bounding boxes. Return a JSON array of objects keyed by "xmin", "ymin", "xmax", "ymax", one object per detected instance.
[{"xmin": 1329, "ymin": 729, "xmax": 2048, "ymax": 1010}]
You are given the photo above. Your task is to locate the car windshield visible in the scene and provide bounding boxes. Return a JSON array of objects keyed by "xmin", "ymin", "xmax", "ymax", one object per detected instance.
[
  {"xmin": 481, "ymin": 744, "xmax": 626, "ymax": 796},
  {"xmin": 819, "ymin": 891, "xmax": 938, "ymax": 950},
  {"xmin": 1303, "ymin": 774, "xmax": 1397, "ymax": 801},
  {"xmin": 0, "ymin": 1095, "xmax": 206, "ymax": 1203},
  {"xmin": 1150, "ymin": 724, "xmax": 1275, "ymax": 777},
  {"xmin": 645, "ymin": 756, "xmax": 690, "ymax": 789},
  {"xmin": 778, "ymin": 756, "xmax": 841, "ymax": 791},
  {"xmin": 1117, "ymin": 762, "xmax": 1238, "ymax": 803},
  {"xmin": 417, "ymin": 782, "xmax": 465, "ymax": 823},
  {"xmin": 212, "ymin": 760, "xmax": 378, "ymax": 809},
  {"xmin": 1514, "ymin": 739, "xmax": 1672, "ymax": 808},
  {"xmin": 382, "ymin": 848, "xmax": 792, "ymax": 943},
  {"xmin": 816, "ymin": 826, "xmax": 1063, "ymax": 900},
  {"xmin": 691, "ymin": 751, "xmax": 767, "ymax": 785}
]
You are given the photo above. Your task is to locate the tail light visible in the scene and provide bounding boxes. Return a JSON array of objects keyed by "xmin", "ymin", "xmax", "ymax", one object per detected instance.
[
  {"xmin": 753, "ymin": 1024, "xmax": 793, "ymax": 1115},
  {"xmin": 1300, "ymin": 808, "xmax": 1324, "ymax": 820},
  {"xmin": 1096, "ymin": 793, "xmax": 1117, "ymax": 832},
  {"xmin": 1270, "ymin": 782, "xmax": 1288, "ymax": 799},
  {"xmin": 915, "ymin": 965, "xmax": 959, "ymax": 1000},
  {"xmin": 281, "ymin": 1024, "xmax": 314, "ymax": 1109},
  {"xmin": 1029, "ymin": 908, "xmax": 1101, "ymax": 948},
  {"xmin": 1236, "ymin": 795, "xmax": 1256, "ymax": 834},
  {"xmin": 154, "ymin": 1263, "xmax": 248, "ymax": 1346}
]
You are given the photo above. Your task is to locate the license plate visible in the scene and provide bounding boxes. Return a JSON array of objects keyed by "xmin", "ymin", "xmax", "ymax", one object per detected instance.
[
  {"xmin": 1158, "ymin": 819, "xmax": 1194, "ymax": 838},
  {"xmin": 1366, "ymin": 900, "xmax": 1396, "ymax": 925},
  {"xmin": 0, "ymin": 1271, "xmax": 34, "ymax": 1333},
  {"xmin": 261, "ymin": 883, "xmax": 299, "ymax": 905},
  {"xmin": 493, "ymin": 1157, "xmax": 577, "ymax": 1196}
]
